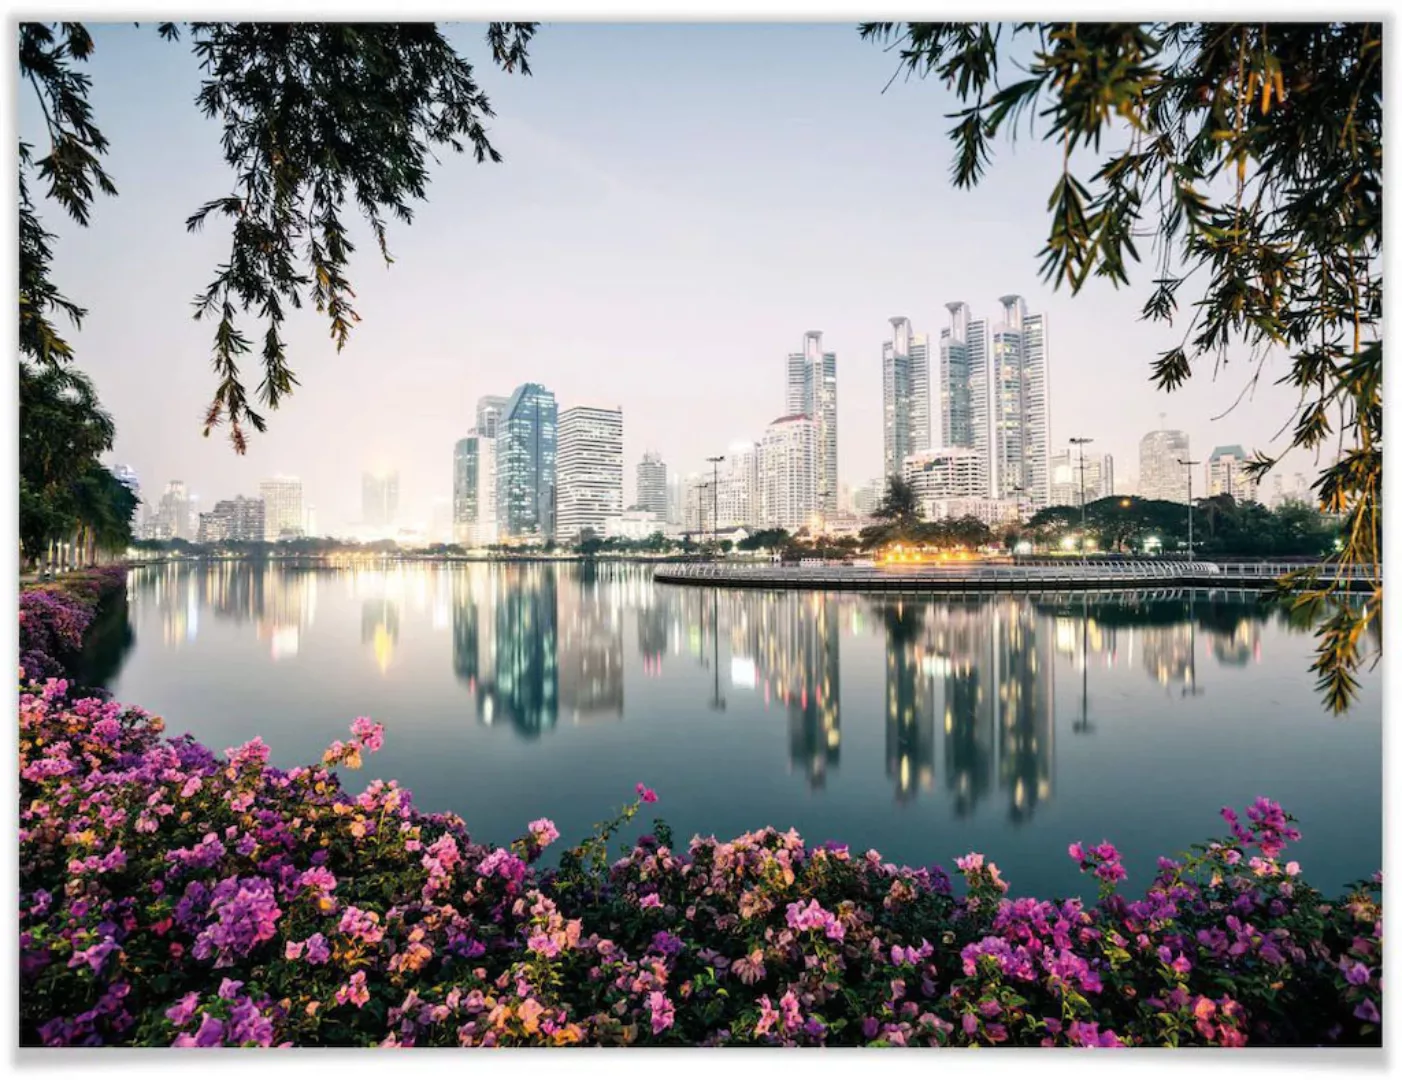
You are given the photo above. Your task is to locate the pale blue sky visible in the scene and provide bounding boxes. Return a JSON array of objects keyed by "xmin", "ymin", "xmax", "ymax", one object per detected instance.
[{"xmin": 23, "ymin": 22, "xmax": 1312, "ymax": 532}]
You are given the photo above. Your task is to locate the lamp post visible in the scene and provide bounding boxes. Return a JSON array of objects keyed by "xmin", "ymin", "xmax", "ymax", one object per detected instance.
[
  {"xmin": 1068, "ymin": 437, "xmax": 1093, "ymax": 541},
  {"xmin": 1178, "ymin": 458, "xmax": 1200, "ymax": 558},
  {"xmin": 706, "ymin": 455, "xmax": 724, "ymax": 552}
]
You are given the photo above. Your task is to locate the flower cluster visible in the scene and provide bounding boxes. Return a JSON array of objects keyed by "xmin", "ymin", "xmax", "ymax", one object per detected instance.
[
  {"xmin": 19, "ymin": 568, "xmax": 127, "ymax": 681},
  {"xmin": 17, "ymin": 639, "xmax": 1383, "ymax": 1048}
]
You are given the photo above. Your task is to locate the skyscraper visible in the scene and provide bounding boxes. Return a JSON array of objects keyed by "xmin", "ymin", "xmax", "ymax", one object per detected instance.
[
  {"xmin": 1207, "ymin": 445, "xmax": 1258, "ymax": 503},
  {"xmin": 555, "ymin": 405, "xmax": 624, "ymax": 542},
  {"xmin": 784, "ymin": 331, "xmax": 837, "ymax": 515},
  {"xmin": 476, "ymin": 395, "xmax": 509, "ymax": 439},
  {"xmin": 496, "ymin": 383, "xmax": 558, "ymax": 541},
  {"xmin": 362, "ymin": 470, "xmax": 399, "ymax": 529},
  {"xmin": 157, "ymin": 481, "xmax": 192, "ymax": 541},
  {"xmin": 454, "ymin": 433, "xmax": 497, "ymax": 546},
  {"xmin": 940, "ymin": 302, "xmax": 989, "ymax": 491},
  {"xmin": 1138, "ymin": 428, "xmax": 1190, "ymax": 502},
  {"xmin": 759, "ymin": 414, "xmax": 818, "ymax": 531},
  {"xmin": 636, "ymin": 451, "xmax": 668, "ymax": 517},
  {"xmin": 882, "ymin": 316, "xmax": 932, "ymax": 480},
  {"xmin": 987, "ymin": 295, "xmax": 1050, "ymax": 507},
  {"xmin": 259, "ymin": 477, "xmax": 304, "ymax": 541},
  {"xmin": 196, "ymin": 496, "xmax": 265, "ymax": 543}
]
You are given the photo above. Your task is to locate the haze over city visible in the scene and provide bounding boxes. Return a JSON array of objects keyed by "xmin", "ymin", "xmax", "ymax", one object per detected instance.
[{"xmin": 24, "ymin": 22, "xmax": 1314, "ymax": 535}]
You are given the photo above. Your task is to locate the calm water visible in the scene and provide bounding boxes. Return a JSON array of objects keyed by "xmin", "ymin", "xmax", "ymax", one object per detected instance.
[{"xmin": 88, "ymin": 561, "xmax": 1381, "ymax": 899}]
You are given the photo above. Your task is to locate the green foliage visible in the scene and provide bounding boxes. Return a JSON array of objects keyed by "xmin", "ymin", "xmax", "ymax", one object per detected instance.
[
  {"xmin": 872, "ymin": 475, "xmax": 920, "ymax": 528},
  {"xmin": 19, "ymin": 21, "xmax": 537, "ymax": 452},
  {"xmin": 862, "ymin": 21, "xmax": 1381, "ymax": 709}
]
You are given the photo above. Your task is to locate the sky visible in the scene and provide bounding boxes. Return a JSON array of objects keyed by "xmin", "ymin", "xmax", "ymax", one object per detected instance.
[{"xmin": 22, "ymin": 21, "xmax": 1317, "ymax": 534}]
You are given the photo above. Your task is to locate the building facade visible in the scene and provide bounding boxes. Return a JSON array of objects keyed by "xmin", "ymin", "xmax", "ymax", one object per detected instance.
[
  {"xmin": 987, "ymin": 295, "xmax": 1050, "ymax": 506},
  {"xmin": 1138, "ymin": 429, "xmax": 1191, "ymax": 502},
  {"xmin": 940, "ymin": 302, "xmax": 990, "ymax": 494},
  {"xmin": 784, "ymin": 331, "xmax": 838, "ymax": 514},
  {"xmin": 555, "ymin": 405, "xmax": 624, "ymax": 542},
  {"xmin": 882, "ymin": 316, "xmax": 932, "ymax": 481},
  {"xmin": 496, "ymin": 383, "xmax": 558, "ymax": 541},
  {"xmin": 260, "ymin": 477, "xmax": 304, "ymax": 541},
  {"xmin": 636, "ymin": 451, "xmax": 668, "ymax": 518},
  {"xmin": 196, "ymin": 496, "xmax": 265, "ymax": 543},
  {"xmin": 902, "ymin": 447, "xmax": 985, "ymax": 517},
  {"xmin": 1207, "ymin": 445, "xmax": 1258, "ymax": 503},
  {"xmin": 717, "ymin": 441, "xmax": 760, "ymax": 527},
  {"xmin": 760, "ymin": 414, "xmax": 818, "ymax": 531},
  {"xmin": 362, "ymin": 471, "xmax": 399, "ymax": 530}
]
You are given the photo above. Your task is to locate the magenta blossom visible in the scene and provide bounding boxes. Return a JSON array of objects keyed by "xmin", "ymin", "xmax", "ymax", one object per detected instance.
[{"xmin": 636, "ymin": 783, "xmax": 658, "ymax": 804}]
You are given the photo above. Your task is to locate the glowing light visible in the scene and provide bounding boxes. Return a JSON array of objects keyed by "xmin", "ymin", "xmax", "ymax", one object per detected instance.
[{"xmin": 1060, "ymin": 534, "xmax": 1078, "ymax": 551}]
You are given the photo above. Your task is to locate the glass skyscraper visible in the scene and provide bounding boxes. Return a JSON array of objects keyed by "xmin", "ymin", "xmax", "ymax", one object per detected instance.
[
  {"xmin": 496, "ymin": 383, "xmax": 558, "ymax": 541},
  {"xmin": 882, "ymin": 316, "xmax": 931, "ymax": 480}
]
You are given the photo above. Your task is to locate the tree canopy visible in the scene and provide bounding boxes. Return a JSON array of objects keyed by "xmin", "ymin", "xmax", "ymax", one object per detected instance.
[
  {"xmin": 862, "ymin": 21, "xmax": 1380, "ymax": 710},
  {"xmin": 19, "ymin": 21, "xmax": 537, "ymax": 451}
]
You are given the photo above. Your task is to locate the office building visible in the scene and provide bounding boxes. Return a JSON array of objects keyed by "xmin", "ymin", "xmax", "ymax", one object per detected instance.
[
  {"xmin": 495, "ymin": 383, "xmax": 557, "ymax": 541},
  {"xmin": 260, "ymin": 476, "xmax": 304, "ymax": 541},
  {"xmin": 683, "ymin": 473, "xmax": 714, "ymax": 537},
  {"xmin": 153, "ymin": 481, "xmax": 192, "ymax": 541},
  {"xmin": 1207, "ymin": 445, "xmax": 1258, "ymax": 503},
  {"xmin": 636, "ymin": 451, "xmax": 668, "ymax": 518},
  {"xmin": 362, "ymin": 470, "xmax": 399, "ymax": 530},
  {"xmin": 555, "ymin": 405, "xmax": 624, "ymax": 542},
  {"xmin": 453, "ymin": 432, "xmax": 497, "ymax": 547},
  {"xmin": 1139, "ymin": 428, "xmax": 1191, "ymax": 502},
  {"xmin": 784, "ymin": 331, "xmax": 838, "ymax": 514},
  {"xmin": 760, "ymin": 414, "xmax": 818, "ymax": 531},
  {"xmin": 882, "ymin": 316, "xmax": 932, "ymax": 480}
]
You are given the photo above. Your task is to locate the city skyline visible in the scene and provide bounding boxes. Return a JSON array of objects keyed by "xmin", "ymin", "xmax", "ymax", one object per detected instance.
[{"xmin": 33, "ymin": 23, "xmax": 1318, "ymax": 536}]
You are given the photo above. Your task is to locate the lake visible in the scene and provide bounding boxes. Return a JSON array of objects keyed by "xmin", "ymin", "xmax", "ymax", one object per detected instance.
[{"xmin": 85, "ymin": 560, "xmax": 1381, "ymax": 900}]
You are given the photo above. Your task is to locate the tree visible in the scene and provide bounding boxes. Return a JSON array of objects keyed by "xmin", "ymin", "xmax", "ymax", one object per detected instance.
[
  {"xmin": 862, "ymin": 22, "xmax": 1380, "ymax": 710},
  {"xmin": 872, "ymin": 475, "xmax": 921, "ymax": 529},
  {"xmin": 20, "ymin": 21, "xmax": 537, "ymax": 451}
]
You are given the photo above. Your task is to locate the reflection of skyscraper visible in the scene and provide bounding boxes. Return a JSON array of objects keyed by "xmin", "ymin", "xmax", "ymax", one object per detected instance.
[
  {"xmin": 930, "ymin": 603, "xmax": 994, "ymax": 816},
  {"xmin": 361, "ymin": 598, "xmax": 400, "ymax": 674},
  {"xmin": 493, "ymin": 565, "xmax": 559, "ymax": 737},
  {"xmin": 993, "ymin": 599, "xmax": 1054, "ymax": 823},
  {"xmin": 452, "ymin": 567, "xmax": 499, "ymax": 720},
  {"xmin": 1141, "ymin": 623, "xmax": 1194, "ymax": 687},
  {"xmin": 784, "ymin": 595, "xmax": 841, "ymax": 788},
  {"xmin": 883, "ymin": 602, "xmax": 934, "ymax": 802},
  {"xmin": 558, "ymin": 564, "xmax": 624, "ymax": 721}
]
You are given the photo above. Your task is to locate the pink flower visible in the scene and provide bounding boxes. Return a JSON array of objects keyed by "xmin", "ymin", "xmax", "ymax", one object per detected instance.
[
  {"xmin": 335, "ymin": 971, "xmax": 370, "ymax": 1009},
  {"xmin": 527, "ymin": 818, "xmax": 560, "ymax": 848},
  {"xmin": 639, "ymin": 893, "xmax": 663, "ymax": 910},
  {"xmin": 648, "ymin": 991, "xmax": 676, "ymax": 1034},
  {"xmin": 636, "ymin": 783, "xmax": 658, "ymax": 804}
]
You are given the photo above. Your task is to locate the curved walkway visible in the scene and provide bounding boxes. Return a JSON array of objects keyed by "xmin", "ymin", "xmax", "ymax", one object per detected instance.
[{"xmin": 652, "ymin": 560, "xmax": 1366, "ymax": 593}]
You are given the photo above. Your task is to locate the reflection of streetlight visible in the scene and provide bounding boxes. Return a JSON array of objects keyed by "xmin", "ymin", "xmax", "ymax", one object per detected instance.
[{"xmin": 708, "ymin": 588, "xmax": 726, "ymax": 712}]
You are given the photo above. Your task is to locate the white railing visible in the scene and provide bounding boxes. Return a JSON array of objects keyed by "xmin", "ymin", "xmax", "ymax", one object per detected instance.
[{"xmin": 651, "ymin": 560, "xmax": 1369, "ymax": 591}]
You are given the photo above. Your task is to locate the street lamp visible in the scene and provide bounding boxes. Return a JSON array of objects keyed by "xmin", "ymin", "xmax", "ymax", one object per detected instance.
[
  {"xmin": 1068, "ymin": 437, "xmax": 1094, "ymax": 541},
  {"xmin": 1177, "ymin": 458, "xmax": 1200, "ymax": 558},
  {"xmin": 706, "ymin": 455, "xmax": 724, "ymax": 552}
]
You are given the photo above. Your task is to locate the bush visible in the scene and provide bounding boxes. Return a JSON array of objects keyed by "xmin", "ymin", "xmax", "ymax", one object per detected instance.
[
  {"xmin": 17, "ymin": 671, "xmax": 1381, "ymax": 1048},
  {"xmin": 18, "ymin": 567, "xmax": 127, "ymax": 680}
]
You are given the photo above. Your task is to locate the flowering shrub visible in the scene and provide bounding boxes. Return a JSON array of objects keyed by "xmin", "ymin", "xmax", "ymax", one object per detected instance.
[
  {"xmin": 19, "ymin": 568, "xmax": 128, "ymax": 680},
  {"xmin": 17, "ymin": 669, "xmax": 1382, "ymax": 1049}
]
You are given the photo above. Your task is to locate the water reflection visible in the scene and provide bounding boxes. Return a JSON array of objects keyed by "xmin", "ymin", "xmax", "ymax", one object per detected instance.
[
  {"xmin": 123, "ymin": 563, "xmax": 1352, "ymax": 819},
  {"xmin": 111, "ymin": 563, "xmax": 1380, "ymax": 899}
]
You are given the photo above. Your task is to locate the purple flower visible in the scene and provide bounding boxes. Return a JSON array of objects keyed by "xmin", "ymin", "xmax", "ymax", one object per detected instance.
[
  {"xmin": 165, "ymin": 992, "xmax": 200, "ymax": 1028},
  {"xmin": 305, "ymin": 933, "xmax": 330, "ymax": 965},
  {"xmin": 1342, "ymin": 958, "xmax": 1372, "ymax": 986},
  {"xmin": 1355, "ymin": 999, "xmax": 1380, "ymax": 1025},
  {"xmin": 651, "ymin": 931, "xmax": 685, "ymax": 958}
]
